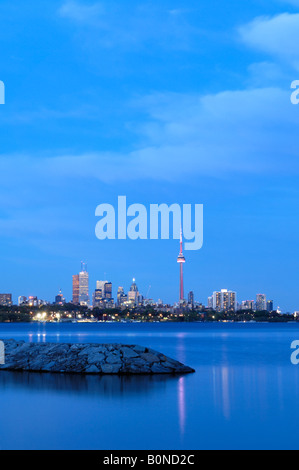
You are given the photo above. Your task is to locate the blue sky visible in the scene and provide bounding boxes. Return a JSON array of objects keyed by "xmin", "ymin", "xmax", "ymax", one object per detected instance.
[{"xmin": 0, "ymin": 0, "xmax": 299, "ymax": 310}]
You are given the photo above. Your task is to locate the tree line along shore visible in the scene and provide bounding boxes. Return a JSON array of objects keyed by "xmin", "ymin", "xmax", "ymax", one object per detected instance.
[{"xmin": 0, "ymin": 304, "xmax": 296, "ymax": 323}]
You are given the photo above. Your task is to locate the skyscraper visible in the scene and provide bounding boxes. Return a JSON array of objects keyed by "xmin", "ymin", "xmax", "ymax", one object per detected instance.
[
  {"xmin": 177, "ymin": 228, "xmax": 186, "ymax": 302},
  {"xmin": 117, "ymin": 287, "xmax": 127, "ymax": 306},
  {"xmin": 104, "ymin": 282, "xmax": 112, "ymax": 300},
  {"xmin": 188, "ymin": 291, "xmax": 194, "ymax": 307},
  {"xmin": 72, "ymin": 275, "xmax": 79, "ymax": 305},
  {"xmin": 256, "ymin": 294, "xmax": 267, "ymax": 311},
  {"xmin": 128, "ymin": 279, "xmax": 139, "ymax": 305},
  {"xmin": 93, "ymin": 289, "xmax": 103, "ymax": 307},
  {"xmin": 79, "ymin": 263, "xmax": 89, "ymax": 306},
  {"xmin": 55, "ymin": 289, "xmax": 65, "ymax": 305},
  {"xmin": 212, "ymin": 289, "xmax": 237, "ymax": 312},
  {"xmin": 96, "ymin": 280, "xmax": 108, "ymax": 296}
]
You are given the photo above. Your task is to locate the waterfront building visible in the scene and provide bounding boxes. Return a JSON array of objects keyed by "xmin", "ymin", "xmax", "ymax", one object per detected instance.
[
  {"xmin": 188, "ymin": 291, "xmax": 194, "ymax": 307},
  {"xmin": 104, "ymin": 282, "xmax": 113, "ymax": 300},
  {"xmin": 18, "ymin": 296, "xmax": 27, "ymax": 306},
  {"xmin": 117, "ymin": 287, "xmax": 127, "ymax": 306},
  {"xmin": 28, "ymin": 296, "xmax": 38, "ymax": 307},
  {"xmin": 55, "ymin": 289, "xmax": 65, "ymax": 305},
  {"xmin": 79, "ymin": 263, "xmax": 89, "ymax": 306},
  {"xmin": 72, "ymin": 275, "xmax": 80, "ymax": 305},
  {"xmin": 212, "ymin": 289, "xmax": 237, "ymax": 312},
  {"xmin": 93, "ymin": 288, "xmax": 103, "ymax": 307},
  {"xmin": 241, "ymin": 300, "xmax": 255, "ymax": 310},
  {"xmin": 256, "ymin": 294, "xmax": 267, "ymax": 311},
  {"xmin": 0, "ymin": 294, "xmax": 12, "ymax": 307},
  {"xmin": 128, "ymin": 279, "xmax": 139, "ymax": 305},
  {"xmin": 267, "ymin": 300, "xmax": 274, "ymax": 312},
  {"xmin": 96, "ymin": 280, "xmax": 108, "ymax": 296},
  {"xmin": 72, "ymin": 263, "xmax": 90, "ymax": 306}
]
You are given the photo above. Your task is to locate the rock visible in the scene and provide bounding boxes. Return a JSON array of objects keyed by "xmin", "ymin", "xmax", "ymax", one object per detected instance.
[
  {"xmin": 101, "ymin": 363, "xmax": 121, "ymax": 374},
  {"xmin": 120, "ymin": 347, "xmax": 139, "ymax": 359},
  {"xmin": 78, "ymin": 346, "xmax": 99, "ymax": 356},
  {"xmin": 87, "ymin": 353, "xmax": 105, "ymax": 364},
  {"xmin": 133, "ymin": 345, "xmax": 146, "ymax": 354},
  {"xmin": 151, "ymin": 363, "xmax": 174, "ymax": 374},
  {"xmin": 140, "ymin": 353, "xmax": 160, "ymax": 364},
  {"xmin": 85, "ymin": 365, "xmax": 101, "ymax": 374},
  {"xmin": 106, "ymin": 353, "xmax": 121, "ymax": 364},
  {"xmin": 0, "ymin": 339, "xmax": 195, "ymax": 376},
  {"xmin": 122, "ymin": 364, "xmax": 151, "ymax": 374},
  {"xmin": 41, "ymin": 361, "xmax": 56, "ymax": 371}
]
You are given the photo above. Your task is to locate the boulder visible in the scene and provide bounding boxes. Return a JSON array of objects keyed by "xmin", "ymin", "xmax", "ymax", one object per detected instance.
[{"xmin": 0, "ymin": 339, "xmax": 195, "ymax": 376}]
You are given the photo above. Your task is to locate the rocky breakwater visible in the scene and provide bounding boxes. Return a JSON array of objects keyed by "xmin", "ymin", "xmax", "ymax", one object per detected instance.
[{"xmin": 0, "ymin": 340, "xmax": 195, "ymax": 375}]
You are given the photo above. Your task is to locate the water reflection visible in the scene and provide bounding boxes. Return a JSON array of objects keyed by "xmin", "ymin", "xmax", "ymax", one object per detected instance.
[
  {"xmin": 211, "ymin": 366, "xmax": 231, "ymax": 420},
  {"xmin": 0, "ymin": 370, "xmax": 184, "ymax": 398},
  {"xmin": 221, "ymin": 367, "xmax": 230, "ymax": 420},
  {"xmin": 178, "ymin": 377, "xmax": 186, "ymax": 436}
]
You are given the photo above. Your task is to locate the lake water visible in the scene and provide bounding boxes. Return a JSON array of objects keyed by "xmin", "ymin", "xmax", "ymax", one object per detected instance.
[{"xmin": 0, "ymin": 322, "xmax": 299, "ymax": 450}]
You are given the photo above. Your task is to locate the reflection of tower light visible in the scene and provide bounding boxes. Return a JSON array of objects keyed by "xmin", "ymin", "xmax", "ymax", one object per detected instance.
[
  {"xmin": 178, "ymin": 377, "xmax": 186, "ymax": 436},
  {"xmin": 177, "ymin": 228, "xmax": 186, "ymax": 301}
]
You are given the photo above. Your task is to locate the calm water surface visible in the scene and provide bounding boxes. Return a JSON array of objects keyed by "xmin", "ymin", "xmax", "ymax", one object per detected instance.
[{"xmin": 0, "ymin": 322, "xmax": 299, "ymax": 450}]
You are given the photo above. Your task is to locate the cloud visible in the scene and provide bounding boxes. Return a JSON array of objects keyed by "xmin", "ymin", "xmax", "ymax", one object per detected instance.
[
  {"xmin": 58, "ymin": 0, "xmax": 199, "ymax": 50},
  {"xmin": 59, "ymin": 0, "xmax": 105, "ymax": 25},
  {"xmin": 1, "ymin": 85, "xmax": 298, "ymax": 188},
  {"xmin": 239, "ymin": 13, "xmax": 299, "ymax": 69},
  {"xmin": 279, "ymin": 0, "xmax": 299, "ymax": 6}
]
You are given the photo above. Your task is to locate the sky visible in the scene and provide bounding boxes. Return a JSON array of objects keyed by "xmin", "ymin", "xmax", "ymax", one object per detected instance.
[{"xmin": 0, "ymin": 0, "xmax": 299, "ymax": 311}]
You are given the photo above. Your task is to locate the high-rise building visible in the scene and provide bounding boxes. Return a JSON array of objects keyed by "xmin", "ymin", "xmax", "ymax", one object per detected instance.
[
  {"xmin": 79, "ymin": 263, "xmax": 89, "ymax": 306},
  {"xmin": 28, "ymin": 296, "xmax": 38, "ymax": 307},
  {"xmin": 177, "ymin": 228, "xmax": 186, "ymax": 302},
  {"xmin": 95, "ymin": 280, "xmax": 112, "ymax": 300},
  {"xmin": 212, "ymin": 289, "xmax": 237, "ymax": 312},
  {"xmin": 0, "ymin": 294, "xmax": 12, "ymax": 307},
  {"xmin": 18, "ymin": 296, "xmax": 27, "ymax": 306},
  {"xmin": 188, "ymin": 291, "xmax": 194, "ymax": 307},
  {"xmin": 55, "ymin": 289, "xmax": 65, "ymax": 306},
  {"xmin": 241, "ymin": 300, "xmax": 255, "ymax": 311},
  {"xmin": 104, "ymin": 282, "xmax": 112, "ymax": 300},
  {"xmin": 117, "ymin": 287, "xmax": 127, "ymax": 306},
  {"xmin": 93, "ymin": 289, "xmax": 103, "ymax": 307},
  {"xmin": 256, "ymin": 294, "xmax": 267, "ymax": 311},
  {"xmin": 72, "ymin": 275, "xmax": 80, "ymax": 305},
  {"xmin": 96, "ymin": 281, "xmax": 108, "ymax": 296},
  {"xmin": 267, "ymin": 300, "xmax": 274, "ymax": 312},
  {"xmin": 128, "ymin": 279, "xmax": 139, "ymax": 305}
]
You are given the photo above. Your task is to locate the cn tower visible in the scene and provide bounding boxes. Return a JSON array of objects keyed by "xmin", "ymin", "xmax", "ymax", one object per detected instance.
[{"xmin": 177, "ymin": 228, "xmax": 186, "ymax": 302}]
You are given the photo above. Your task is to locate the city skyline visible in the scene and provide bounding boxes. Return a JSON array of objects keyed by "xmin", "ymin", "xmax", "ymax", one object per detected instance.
[
  {"xmin": 0, "ymin": 232, "xmax": 280, "ymax": 310},
  {"xmin": 0, "ymin": 1, "xmax": 299, "ymax": 311},
  {"xmin": 0, "ymin": 223, "xmax": 281, "ymax": 311},
  {"xmin": 2, "ymin": 254, "xmax": 280, "ymax": 312}
]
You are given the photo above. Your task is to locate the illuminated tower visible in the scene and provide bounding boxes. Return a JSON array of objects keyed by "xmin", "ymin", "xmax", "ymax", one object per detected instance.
[
  {"xmin": 79, "ymin": 262, "xmax": 89, "ymax": 306},
  {"xmin": 128, "ymin": 278, "xmax": 139, "ymax": 306},
  {"xmin": 177, "ymin": 229, "xmax": 185, "ymax": 302}
]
